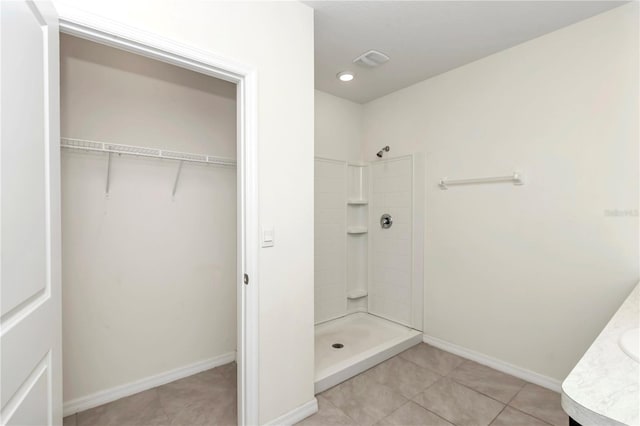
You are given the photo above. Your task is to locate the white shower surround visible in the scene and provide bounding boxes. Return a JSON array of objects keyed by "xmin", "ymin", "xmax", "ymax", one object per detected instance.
[
  {"xmin": 369, "ymin": 155, "xmax": 425, "ymax": 329},
  {"xmin": 315, "ymin": 158, "xmax": 348, "ymax": 323},
  {"xmin": 314, "ymin": 155, "xmax": 424, "ymax": 329},
  {"xmin": 313, "ymin": 153, "xmax": 425, "ymax": 389}
]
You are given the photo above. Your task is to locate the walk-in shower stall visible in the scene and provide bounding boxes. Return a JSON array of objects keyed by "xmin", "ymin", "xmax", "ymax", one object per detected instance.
[{"xmin": 314, "ymin": 154, "xmax": 424, "ymax": 392}]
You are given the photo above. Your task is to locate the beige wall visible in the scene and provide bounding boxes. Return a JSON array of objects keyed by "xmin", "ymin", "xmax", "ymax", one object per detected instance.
[
  {"xmin": 363, "ymin": 3, "xmax": 638, "ymax": 381},
  {"xmin": 60, "ymin": 35, "xmax": 237, "ymax": 156},
  {"xmin": 55, "ymin": 1, "xmax": 315, "ymax": 423},
  {"xmin": 60, "ymin": 35, "xmax": 237, "ymax": 402},
  {"xmin": 315, "ymin": 90, "xmax": 363, "ymax": 162}
]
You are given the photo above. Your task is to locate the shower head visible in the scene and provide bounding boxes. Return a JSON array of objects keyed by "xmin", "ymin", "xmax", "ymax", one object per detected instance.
[{"xmin": 376, "ymin": 146, "xmax": 390, "ymax": 158}]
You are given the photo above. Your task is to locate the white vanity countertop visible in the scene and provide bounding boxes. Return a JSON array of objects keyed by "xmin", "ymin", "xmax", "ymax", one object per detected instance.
[{"xmin": 562, "ymin": 283, "xmax": 639, "ymax": 426}]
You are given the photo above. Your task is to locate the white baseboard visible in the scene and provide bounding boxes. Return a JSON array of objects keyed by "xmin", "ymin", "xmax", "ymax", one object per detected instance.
[
  {"xmin": 422, "ymin": 334, "xmax": 561, "ymax": 392},
  {"xmin": 63, "ymin": 351, "xmax": 236, "ymax": 416},
  {"xmin": 264, "ymin": 398, "xmax": 318, "ymax": 426}
]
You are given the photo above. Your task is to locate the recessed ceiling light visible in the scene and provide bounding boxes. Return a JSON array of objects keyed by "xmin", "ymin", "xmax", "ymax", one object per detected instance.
[{"xmin": 337, "ymin": 71, "xmax": 354, "ymax": 82}]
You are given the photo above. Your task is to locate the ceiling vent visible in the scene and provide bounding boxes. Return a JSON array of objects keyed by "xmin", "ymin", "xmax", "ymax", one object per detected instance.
[{"xmin": 353, "ymin": 50, "xmax": 389, "ymax": 68}]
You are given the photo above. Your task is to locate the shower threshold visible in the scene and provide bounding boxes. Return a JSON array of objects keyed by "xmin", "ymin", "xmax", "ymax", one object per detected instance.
[{"xmin": 314, "ymin": 312, "xmax": 422, "ymax": 393}]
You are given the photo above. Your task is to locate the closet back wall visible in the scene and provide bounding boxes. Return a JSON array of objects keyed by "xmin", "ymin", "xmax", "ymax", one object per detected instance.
[{"xmin": 60, "ymin": 34, "xmax": 237, "ymax": 403}]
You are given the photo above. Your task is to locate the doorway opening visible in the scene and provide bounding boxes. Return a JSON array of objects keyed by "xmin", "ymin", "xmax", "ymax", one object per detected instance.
[{"xmin": 57, "ymin": 15, "xmax": 259, "ymax": 424}]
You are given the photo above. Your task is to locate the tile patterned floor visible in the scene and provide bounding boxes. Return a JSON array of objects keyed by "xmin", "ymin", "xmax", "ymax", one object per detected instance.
[
  {"xmin": 63, "ymin": 362, "xmax": 237, "ymax": 426},
  {"xmin": 299, "ymin": 343, "xmax": 568, "ymax": 426},
  {"xmin": 63, "ymin": 344, "xmax": 568, "ymax": 426}
]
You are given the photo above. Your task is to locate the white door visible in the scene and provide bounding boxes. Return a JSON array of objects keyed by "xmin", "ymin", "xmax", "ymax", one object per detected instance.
[{"xmin": 1, "ymin": 1, "xmax": 62, "ymax": 425}]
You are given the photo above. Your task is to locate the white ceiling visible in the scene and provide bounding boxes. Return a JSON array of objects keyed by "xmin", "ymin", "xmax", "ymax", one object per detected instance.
[{"xmin": 307, "ymin": 1, "xmax": 626, "ymax": 103}]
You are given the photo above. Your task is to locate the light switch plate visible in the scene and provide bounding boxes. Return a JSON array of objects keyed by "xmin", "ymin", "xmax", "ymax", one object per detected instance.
[{"xmin": 262, "ymin": 226, "xmax": 275, "ymax": 248}]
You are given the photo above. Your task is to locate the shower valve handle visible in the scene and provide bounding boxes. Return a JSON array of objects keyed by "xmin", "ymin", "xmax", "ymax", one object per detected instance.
[{"xmin": 380, "ymin": 214, "xmax": 393, "ymax": 229}]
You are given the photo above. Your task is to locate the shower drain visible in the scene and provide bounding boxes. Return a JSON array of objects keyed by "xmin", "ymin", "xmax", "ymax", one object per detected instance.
[{"xmin": 332, "ymin": 343, "xmax": 344, "ymax": 349}]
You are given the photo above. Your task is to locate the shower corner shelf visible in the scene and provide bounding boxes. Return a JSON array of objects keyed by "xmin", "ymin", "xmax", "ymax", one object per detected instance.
[
  {"xmin": 347, "ymin": 290, "xmax": 368, "ymax": 300},
  {"xmin": 347, "ymin": 227, "xmax": 368, "ymax": 234},
  {"xmin": 347, "ymin": 199, "xmax": 368, "ymax": 205}
]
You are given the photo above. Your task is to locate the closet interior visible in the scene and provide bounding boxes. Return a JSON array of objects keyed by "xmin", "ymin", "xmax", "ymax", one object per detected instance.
[{"xmin": 59, "ymin": 34, "xmax": 238, "ymax": 419}]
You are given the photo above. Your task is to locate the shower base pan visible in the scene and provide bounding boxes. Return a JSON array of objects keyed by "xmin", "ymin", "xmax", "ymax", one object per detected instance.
[{"xmin": 314, "ymin": 312, "xmax": 422, "ymax": 393}]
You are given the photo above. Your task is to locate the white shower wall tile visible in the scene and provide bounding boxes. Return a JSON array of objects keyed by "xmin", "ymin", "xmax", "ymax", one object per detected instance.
[
  {"xmin": 315, "ymin": 159, "xmax": 348, "ymax": 323},
  {"xmin": 316, "ymin": 192, "xmax": 344, "ymax": 208},
  {"xmin": 373, "ymin": 176, "xmax": 406, "ymax": 194},
  {"xmin": 372, "ymin": 192, "xmax": 386, "ymax": 207},
  {"xmin": 346, "ymin": 236, "xmax": 368, "ymax": 291},
  {"xmin": 315, "ymin": 283, "xmax": 344, "ymax": 301},
  {"xmin": 386, "ymin": 191, "xmax": 412, "ymax": 207},
  {"xmin": 369, "ymin": 297, "xmax": 412, "ymax": 326},
  {"xmin": 316, "ymin": 176, "xmax": 346, "ymax": 194},
  {"xmin": 315, "ymin": 231, "xmax": 343, "ymax": 250},
  {"xmin": 388, "ymin": 206, "xmax": 411, "ymax": 224},
  {"xmin": 369, "ymin": 157, "xmax": 414, "ymax": 327},
  {"xmin": 372, "ymin": 159, "xmax": 411, "ymax": 178},
  {"xmin": 316, "ymin": 207, "xmax": 343, "ymax": 224},
  {"xmin": 375, "ymin": 265, "xmax": 410, "ymax": 290}
]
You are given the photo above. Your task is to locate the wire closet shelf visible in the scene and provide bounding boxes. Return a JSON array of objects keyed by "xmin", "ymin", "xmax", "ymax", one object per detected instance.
[
  {"xmin": 61, "ymin": 137, "xmax": 236, "ymax": 198},
  {"xmin": 60, "ymin": 137, "xmax": 236, "ymax": 167}
]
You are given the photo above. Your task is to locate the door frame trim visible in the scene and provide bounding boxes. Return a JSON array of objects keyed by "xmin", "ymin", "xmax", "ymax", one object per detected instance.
[{"xmin": 56, "ymin": 6, "xmax": 260, "ymax": 424}]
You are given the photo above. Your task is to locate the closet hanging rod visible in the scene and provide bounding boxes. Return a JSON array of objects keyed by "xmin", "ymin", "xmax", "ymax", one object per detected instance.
[
  {"xmin": 439, "ymin": 172, "xmax": 524, "ymax": 190},
  {"xmin": 60, "ymin": 137, "xmax": 236, "ymax": 167}
]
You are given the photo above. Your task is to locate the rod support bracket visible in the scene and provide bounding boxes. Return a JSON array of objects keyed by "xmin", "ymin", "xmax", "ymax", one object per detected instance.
[
  {"xmin": 105, "ymin": 152, "xmax": 112, "ymax": 198},
  {"xmin": 172, "ymin": 160, "xmax": 184, "ymax": 199}
]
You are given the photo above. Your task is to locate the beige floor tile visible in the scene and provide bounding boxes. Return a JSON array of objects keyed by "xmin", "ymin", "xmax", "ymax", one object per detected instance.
[
  {"xmin": 67, "ymin": 351, "xmax": 567, "ymax": 426},
  {"xmin": 296, "ymin": 395, "xmax": 355, "ymax": 426},
  {"xmin": 195, "ymin": 363, "xmax": 237, "ymax": 388},
  {"xmin": 509, "ymin": 384, "xmax": 568, "ymax": 426},
  {"xmin": 157, "ymin": 364, "xmax": 237, "ymax": 425},
  {"xmin": 399, "ymin": 343, "xmax": 465, "ymax": 375},
  {"xmin": 77, "ymin": 388, "xmax": 169, "ymax": 426},
  {"xmin": 76, "ymin": 363, "xmax": 237, "ymax": 426},
  {"xmin": 413, "ymin": 377, "xmax": 504, "ymax": 426},
  {"xmin": 63, "ymin": 414, "xmax": 77, "ymax": 426},
  {"xmin": 167, "ymin": 397, "xmax": 236, "ymax": 426},
  {"xmin": 491, "ymin": 406, "xmax": 552, "ymax": 426},
  {"xmin": 364, "ymin": 355, "xmax": 441, "ymax": 399},
  {"xmin": 448, "ymin": 360, "xmax": 526, "ymax": 403},
  {"xmin": 322, "ymin": 373, "xmax": 408, "ymax": 425},
  {"xmin": 377, "ymin": 401, "xmax": 454, "ymax": 426},
  {"xmin": 158, "ymin": 377, "xmax": 236, "ymax": 412},
  {"xmin": 156, "ymin": 374, "xmax": 215, "ymax": 417}
]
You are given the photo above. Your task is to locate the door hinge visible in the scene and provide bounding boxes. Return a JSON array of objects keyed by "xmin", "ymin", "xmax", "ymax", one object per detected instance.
[{"xmin": 244, "ymin": 273, "xmax": 249, "ymax": 285}]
